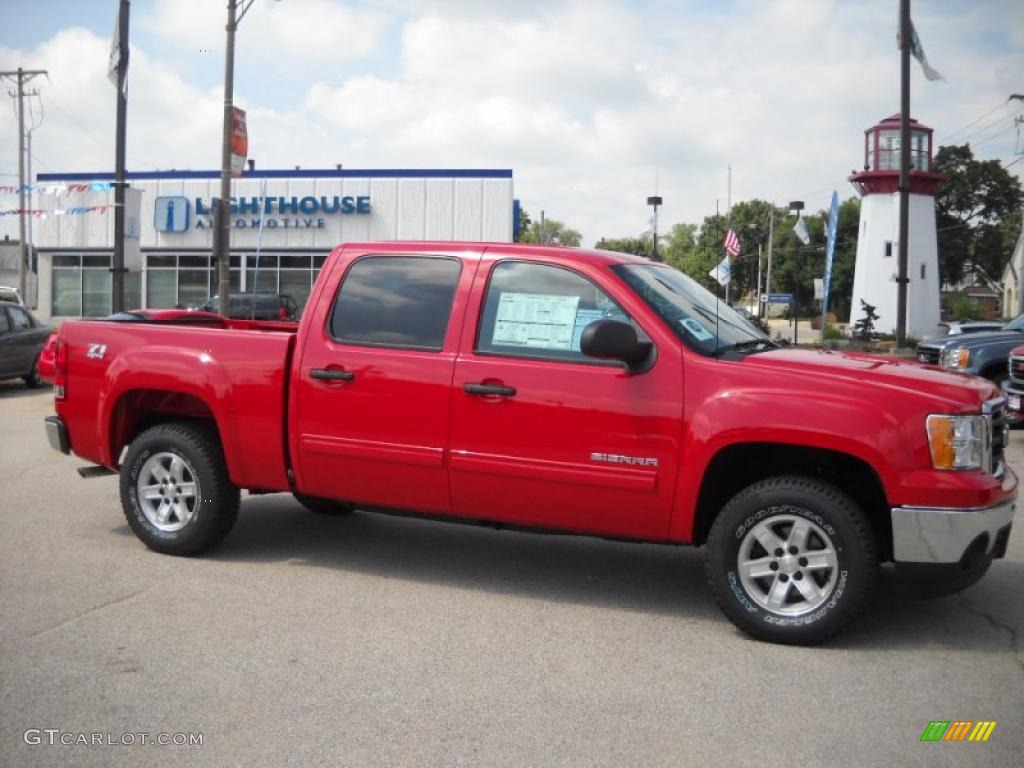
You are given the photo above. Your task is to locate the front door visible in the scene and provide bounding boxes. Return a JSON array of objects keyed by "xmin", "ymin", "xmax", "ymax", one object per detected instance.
[
  {"xmin": 293, "ymin": 251, "xmax": 477, "ymax": 514},
  {"xmin": 449, "ymin": 257, "xmax": 683, "ymax": 540}
]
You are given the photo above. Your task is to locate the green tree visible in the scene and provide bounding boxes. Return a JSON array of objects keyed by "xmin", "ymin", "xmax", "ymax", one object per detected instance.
[
  {"xmin": 594, "ymin": 236, "xmax": 651, "ymax": 257},
  {"xmin": 513, "ymin": 208, "xmax": 532, "ymax": 243},
  {"xmin": 933, "ymin": 144, "xmax": 1023, "ymax": 287},
  {"xmin": 518, "ymin": 210, "xmax": 582, "ymax": 247}
]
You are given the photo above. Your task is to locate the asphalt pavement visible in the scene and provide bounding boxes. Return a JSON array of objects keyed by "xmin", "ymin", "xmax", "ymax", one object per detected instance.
[{"xmin": 1, "ymin": 382, "xmax": 1022, "ymax": 767}]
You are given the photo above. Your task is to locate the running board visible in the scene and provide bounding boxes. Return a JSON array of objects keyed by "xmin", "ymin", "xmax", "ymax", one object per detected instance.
[{"xmin": 77, "ymin": 465, "xmax": 117, "ymax": 479}]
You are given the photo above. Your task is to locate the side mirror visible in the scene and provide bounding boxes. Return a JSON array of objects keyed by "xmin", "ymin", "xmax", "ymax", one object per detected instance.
[{"xmin": 580, "ymin": 320, "xmax": 653, "ymax": 371}]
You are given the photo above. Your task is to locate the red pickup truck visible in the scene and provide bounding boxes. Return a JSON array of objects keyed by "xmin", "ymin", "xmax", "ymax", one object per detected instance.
[{"xmin": 45, "ymin": 242, "xmax": 1017, "ymax": 645}]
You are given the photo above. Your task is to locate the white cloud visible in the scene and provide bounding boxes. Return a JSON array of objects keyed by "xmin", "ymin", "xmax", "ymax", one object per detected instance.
[{"xmin": 2, "ymin": 0, "xmax": 1021, "ymax": 246}]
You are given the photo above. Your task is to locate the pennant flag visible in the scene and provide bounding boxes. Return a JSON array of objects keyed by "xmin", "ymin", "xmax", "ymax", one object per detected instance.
[
  {"xmin": 709, "ymin": 256, "xmax": 732, "ymax": 286},
  {"xmin": 900, "ymin": 21, "xmax": 944, "ymax": 82},
  {"xmin": 639, "ymin": 215, "xmax": 655, "ymax": 237},
  {"xmin": 723, "ymin": 228, "xmax": 741, "ymax": 257},
  {"xmin": 793, "ymin": 216, "xmax": 810, "ymax": 245}
]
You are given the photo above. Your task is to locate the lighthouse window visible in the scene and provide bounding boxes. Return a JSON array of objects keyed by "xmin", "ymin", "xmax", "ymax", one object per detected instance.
[
  {"xmin": 884, "ymin": 241, "xmax": 893, "ymax": 258},
  {"xmin": 878, "ymin": 130, "xmax": 900, "ymax": 171},
  {"xmin": 921, "ymin": 264, "xmax": 926, "ymax": 280}
]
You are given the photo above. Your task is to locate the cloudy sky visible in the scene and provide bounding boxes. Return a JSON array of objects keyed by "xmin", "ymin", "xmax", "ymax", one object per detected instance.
[{"xmin": 1, "ymin": 0, "xmax": 1022, "ymax": 245}]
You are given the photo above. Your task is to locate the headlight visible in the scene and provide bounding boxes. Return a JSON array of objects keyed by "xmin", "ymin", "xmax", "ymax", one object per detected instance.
[
  {"xmin": 926, "ymin": 414, "xmax": 988, "ymax": 470},
  {"xmin": 940, "ymin": 347, "xmax": 970, "ymax": 369}
]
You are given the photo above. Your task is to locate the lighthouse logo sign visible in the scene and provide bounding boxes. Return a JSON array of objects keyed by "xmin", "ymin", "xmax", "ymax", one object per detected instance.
[{"xmin": 154, "ymin": 196, "xmax": 190, "ymax": 233}]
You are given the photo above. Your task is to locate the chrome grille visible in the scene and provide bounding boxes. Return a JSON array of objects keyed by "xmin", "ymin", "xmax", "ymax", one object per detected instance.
[
  {"xmin": 1010, "ymin": 356, "xmax": 1024, "ymax": 385},
  {"xmin": 917, "ymin": 345, "xmax": 940, "ymax": 365},
  {"xmin": 985, "ymin": 398, "xmax": 1008, "ymax": 473}
]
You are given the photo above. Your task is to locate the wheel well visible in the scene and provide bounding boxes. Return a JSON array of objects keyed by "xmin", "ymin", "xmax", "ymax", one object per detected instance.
[
  {"xmin": 692, "ymin": 443, "xmax": 892, "ymax": 560},
  {"xmin": 110, "ymin": 389, "xmax": 221, "ymax": 465}
]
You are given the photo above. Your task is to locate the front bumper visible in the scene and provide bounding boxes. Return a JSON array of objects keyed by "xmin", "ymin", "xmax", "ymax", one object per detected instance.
[
  {"xmin": 1001, "ymin": 381, "xmax": 1024, "ymax": 423},
  {"xmin": 891, "ymin": 499, "xmax": 1014, "ymax": 564},
  {"xmin": 45, "ymin": 415, "xmax": 70, "ymax": 455}
]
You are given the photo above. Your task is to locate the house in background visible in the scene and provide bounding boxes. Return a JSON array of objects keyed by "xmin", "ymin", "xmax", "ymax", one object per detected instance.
[{"xmin": 1001, "ymin": 227, "xmax": 1024, "ymax": 319}]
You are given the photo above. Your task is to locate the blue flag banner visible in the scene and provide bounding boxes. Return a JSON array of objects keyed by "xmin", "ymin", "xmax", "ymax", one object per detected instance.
[{"xmin": 821, "ymin": 191, "xmax": 840, "ymax": 335}]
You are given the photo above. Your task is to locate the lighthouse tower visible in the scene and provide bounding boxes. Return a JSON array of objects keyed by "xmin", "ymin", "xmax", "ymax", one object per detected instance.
[{"xmin": 848, "ymin": 115, "xmax": 945, "ymax": 338}]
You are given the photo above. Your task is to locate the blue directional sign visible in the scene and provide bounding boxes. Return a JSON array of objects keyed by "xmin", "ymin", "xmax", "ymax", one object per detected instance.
[{"xmin": 763, "ymin": 293, "xmax": 794, "ymax": 303}]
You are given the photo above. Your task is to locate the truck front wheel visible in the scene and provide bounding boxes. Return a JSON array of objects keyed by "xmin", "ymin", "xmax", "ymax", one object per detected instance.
[
  {"xmin": 120, "ymin": 422, "xmax": 240, "ymax": 556},
  {"xmin": 705, "ymin": 475, "xmax": 879, "ymax": 645}
]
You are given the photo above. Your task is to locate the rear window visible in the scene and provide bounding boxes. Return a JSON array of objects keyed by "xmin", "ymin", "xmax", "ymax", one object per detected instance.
[{"xmin": 329, "ymin": 256, "xmax": 461, "ymax": 351}]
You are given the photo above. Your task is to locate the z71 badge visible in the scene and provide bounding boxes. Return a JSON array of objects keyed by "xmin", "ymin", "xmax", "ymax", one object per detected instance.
[{"xmin": 86, "ymin": 343, "xmax": 107, "ymax": 360}]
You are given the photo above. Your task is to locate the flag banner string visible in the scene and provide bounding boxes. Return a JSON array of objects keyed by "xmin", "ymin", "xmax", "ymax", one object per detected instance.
[
  {"xmin": 0, "ymin": 205, "xmax": 113, "ymax": 218},
  {"xmin": 0, "ymin": 182, "xmax": 116, "ymax": 195}
]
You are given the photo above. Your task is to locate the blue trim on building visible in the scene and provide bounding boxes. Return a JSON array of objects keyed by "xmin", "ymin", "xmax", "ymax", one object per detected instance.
[{"xmin": 38, "ymin": 168, "xmax": 513, "ymax": 182}]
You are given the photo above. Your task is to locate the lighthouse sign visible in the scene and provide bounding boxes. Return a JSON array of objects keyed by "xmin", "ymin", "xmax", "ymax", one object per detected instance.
[{"xmin": 154, "ymin": 196, "xmax": 190, "ymax": 232}]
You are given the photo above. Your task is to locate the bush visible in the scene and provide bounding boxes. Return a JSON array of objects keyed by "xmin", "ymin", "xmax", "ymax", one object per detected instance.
[
  {"xmin": 949, "ymin": 294, "xmax": 976, "ymax": 321},
  {"xmin": 824, "ymin": 323, "xmax": 844, "ymax": 340},
  {"xmin": 852, "ymin": 300, "xmax": 879, "ymax": 341}
]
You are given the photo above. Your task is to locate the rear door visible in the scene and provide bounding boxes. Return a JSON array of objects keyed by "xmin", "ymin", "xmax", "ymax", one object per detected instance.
[
  {"xmin": 3, "ymin": 306, "xmax": 43, "ymax": 376},
  {"xmin": 0, "ymin": 308, "xmax": 15, "ymax": 378},
  {"xmin": 292, "ymin": 249, "xmax": 478, "ymax": 513},
  {"xmin": 448, "ymin": 254, "xmax": 684, "ymax": 540}
]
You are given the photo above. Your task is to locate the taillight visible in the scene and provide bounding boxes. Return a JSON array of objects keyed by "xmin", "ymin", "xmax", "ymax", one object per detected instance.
[{"xmin": 54, "ymin": 339, "xmax": 68, "ymax": 400}]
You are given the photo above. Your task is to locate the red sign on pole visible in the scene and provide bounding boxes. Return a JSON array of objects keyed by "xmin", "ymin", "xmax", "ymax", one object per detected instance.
[{"xmin": 230, "ymin": 107, "xmax": 248, "ymax": 177}]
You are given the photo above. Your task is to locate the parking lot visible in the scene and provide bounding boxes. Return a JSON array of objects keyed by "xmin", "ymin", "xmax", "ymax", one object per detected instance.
[{"xmin": 1, "ymin": 382, "xmax": 1022, "ymax": 767}]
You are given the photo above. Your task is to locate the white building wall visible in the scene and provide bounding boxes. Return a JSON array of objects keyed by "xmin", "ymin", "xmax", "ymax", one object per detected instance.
[
  {"xmin": 849, "ymin": 192, "xmax": 941, "ymax": 339},
  {"xmin": 34, "ymin": 173, "xmax": 514, "ymax": 251}
]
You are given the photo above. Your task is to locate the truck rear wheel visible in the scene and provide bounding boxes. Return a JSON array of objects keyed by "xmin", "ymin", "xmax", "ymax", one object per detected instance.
[
  {"xmin": 120, "ymin": 422, "xmax": 240, "ymax": 556},
  {"xmin": 293, "ymin": 493, "xmax": 354, "ymax": 516},
  {"xmin": 705, "ymin": 475, "xmax": 878, "ymax": 645}
]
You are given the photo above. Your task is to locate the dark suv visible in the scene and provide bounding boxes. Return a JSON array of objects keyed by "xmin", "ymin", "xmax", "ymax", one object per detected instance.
[{"xmin": 198, "ymin": 294, "xmax": 298, "ymax": 321}]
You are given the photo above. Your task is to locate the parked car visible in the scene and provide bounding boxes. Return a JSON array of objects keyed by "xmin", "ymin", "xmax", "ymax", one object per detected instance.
[
  {"xmin": 0, "ymin": 301, "xmax": 51, "ymax": 387},
  {"xmin": 916, "ymin": 312, "xmax": 1024, "ymax": 387},
  {"xmin": 0, "ymin": 285, "xmax": 24, "ymax": 305},
  {"xmin": 1001, "ymin": 346, "xmax": 1024, "ymax": 424},
  {"xmin": 936, "ymin": 319, "xmax": 1005, "ymax": 336},
  {"xmin": 197, "ymin": 293, "xmax": 298, "ymax": 321},
  {"xmin": 46, "ymin": 241, "xmax": 1016, "ymax": 645}
]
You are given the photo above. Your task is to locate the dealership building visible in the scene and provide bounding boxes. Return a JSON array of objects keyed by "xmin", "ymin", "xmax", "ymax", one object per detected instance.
[{"xmin": 30, "ymin": 168, "xmax": 515, "ymax": 323}]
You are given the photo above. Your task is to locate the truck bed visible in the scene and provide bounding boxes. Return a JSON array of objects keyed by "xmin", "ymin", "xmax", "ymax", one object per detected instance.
[{"xmin": 55, "ymin": 319, "xmax": 297, "ymax": 491}]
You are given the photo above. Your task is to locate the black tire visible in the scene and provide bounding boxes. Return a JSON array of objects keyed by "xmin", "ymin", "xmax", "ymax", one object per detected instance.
[
  {"xmin": 23, "ymin": 355, "xmax": 42, "ymax": 388},
  {"xmin": 119, "ymin": 422, "xmax": 240, "ymax": 556},
  {"xmin": 293, "ymin": 493, "xmax": 354, "ymax": 516},
  {"xmin": 705, "ymin": 475, "xmax": 879, "ymax": 645}
]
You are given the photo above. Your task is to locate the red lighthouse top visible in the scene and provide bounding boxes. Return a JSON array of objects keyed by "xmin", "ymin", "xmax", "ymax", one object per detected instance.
[{"xmin": 849, "ymin": 114, "xmax": 945, "ymax": 196}]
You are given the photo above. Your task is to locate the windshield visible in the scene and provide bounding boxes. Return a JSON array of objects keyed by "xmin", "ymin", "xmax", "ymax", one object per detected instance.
[
  {"xmin": 612, "ymin": 264, "xmax": 770, "ymax": 356},
  {"xmin": 1003, "ymin": 313, "xmax": 1024, "ymax": 330}
]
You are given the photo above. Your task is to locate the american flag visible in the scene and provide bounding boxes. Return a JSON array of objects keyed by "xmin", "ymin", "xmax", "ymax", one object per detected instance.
[{"xmin": 723, "ymin": 228, "xmax": 741, "ymax": 257}]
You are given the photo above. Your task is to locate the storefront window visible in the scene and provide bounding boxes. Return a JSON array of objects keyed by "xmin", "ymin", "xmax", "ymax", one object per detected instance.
[
  {"xmin": 147, "ymin": 269, "xmax": 177, "ymax": 308},
  {"xmin": 52, "ymin": 263, "xmax": 82, "ymax": 316},
  {"xmin": 51, "ymin": 254, "xmax": 111, "ymax": 316}
]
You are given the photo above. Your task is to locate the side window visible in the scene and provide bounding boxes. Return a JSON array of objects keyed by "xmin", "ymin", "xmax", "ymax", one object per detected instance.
[
  {"xmin": 9, "ymin": 307, "xmax": 31, "ymax": 330},
  {"xmin": 477, "ymin": 261, "xmax": 638, "ymax": 362},
  {"xmin": 0, "ymin": 310, "xmax": 11, "ymax": 335},
  {"xmin": 330, "ymin": 255, "xmax": 462, "ymax": 351}
]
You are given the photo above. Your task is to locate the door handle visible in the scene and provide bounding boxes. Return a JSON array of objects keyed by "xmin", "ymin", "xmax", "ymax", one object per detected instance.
[
  {"xmin": 464, "ymin": 382, "xmax": 516, "ymax": 397},
  {"xmin": 310, "ymin": 368, "xmax": 355, "ymax": 381}
]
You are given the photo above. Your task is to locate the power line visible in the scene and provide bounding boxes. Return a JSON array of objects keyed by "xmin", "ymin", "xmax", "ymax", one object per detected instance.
[{"xmin": 939, "ymin": 101, "xmax": 1010, "ymax": 143}]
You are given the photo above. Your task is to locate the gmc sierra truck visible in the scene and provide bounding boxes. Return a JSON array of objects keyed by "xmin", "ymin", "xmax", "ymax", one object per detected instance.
[{"xmin": 45, "ymin": 242, "xmax": 1017, "ymax": 645}]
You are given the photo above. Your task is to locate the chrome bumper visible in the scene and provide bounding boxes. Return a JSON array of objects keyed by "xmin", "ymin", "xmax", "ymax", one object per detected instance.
[
  {"xmin": 44, "ymin": 415, "xmax": 70, "ymax": 455},
  {"xmin": 891, "ymin": 500, "xmax": 1015, "ymax": 564}
]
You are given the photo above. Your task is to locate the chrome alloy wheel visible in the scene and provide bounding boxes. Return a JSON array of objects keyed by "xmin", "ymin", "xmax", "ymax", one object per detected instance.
[
  {"xmin": 136, "ymin": 452, "xmax": 201, "ymax": 532},
  {"xmin": 737, "ymin": 513, "xmax": 839, "ymax": 616}
]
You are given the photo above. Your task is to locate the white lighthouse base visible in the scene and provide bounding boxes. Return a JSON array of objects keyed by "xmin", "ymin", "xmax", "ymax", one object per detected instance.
[{"xmin": 849, "ymin": 192, "xmax": 941, "ymax": 340}]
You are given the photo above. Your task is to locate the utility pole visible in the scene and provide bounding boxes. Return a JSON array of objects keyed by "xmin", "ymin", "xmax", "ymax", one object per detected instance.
[
  {"xmin": 112, "ymin": 0, "xmax": 130, "ymax": 312},
  {"xmin": 896, "ymin": 0, "xmax": 912, "ymax": 347},
  {"xmin": 764, "ymin": 206, "xmax": 775, "ymax": 319},
  {"xmin": 215, "ymin": 0, "xmax": 239, "ymax": 316},
  {"xmin": 1, "ymin": 67, "xmax": 48, "ymax": 303}
]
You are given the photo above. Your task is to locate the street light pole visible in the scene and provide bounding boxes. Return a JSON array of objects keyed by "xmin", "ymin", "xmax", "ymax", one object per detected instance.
[
  {"xmin": 896, "ymin": 0, "xmax": 912, "ymax": 347},
  {"xmin": 647, "ymin": 195, "xmax": 662, "ymax": 262}
]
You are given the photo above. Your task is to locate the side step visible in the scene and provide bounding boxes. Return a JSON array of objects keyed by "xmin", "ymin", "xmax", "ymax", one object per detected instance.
[{"xmin": 77, "ymin": 465, "xmax": 117, "ymax": 479}]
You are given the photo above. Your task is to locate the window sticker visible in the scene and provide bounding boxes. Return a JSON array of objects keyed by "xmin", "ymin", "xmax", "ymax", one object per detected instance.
[
  {"xmin": 571, "ymin": 309, "xmax": 607, "ymax": 350},
  {"xmin": 493, "ymin": 292, "xmax": 581, "ymax": 350},
  {"xmin": 680, "ymin": 317, "xmax": 714, "ymax": 342}
]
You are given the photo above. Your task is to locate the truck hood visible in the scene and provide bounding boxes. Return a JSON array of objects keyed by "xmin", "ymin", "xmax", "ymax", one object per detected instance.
[
  {"xmin": 741, "ymin": 347, "xmax": 998, "ymax": 410},
  {"xmin": 918, "ymin": 329, "xmax": 1024, "ymax": 351}
]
